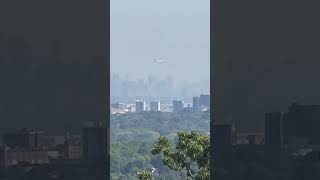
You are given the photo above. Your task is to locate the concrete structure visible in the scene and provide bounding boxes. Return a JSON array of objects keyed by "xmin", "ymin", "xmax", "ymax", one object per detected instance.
[
  {"xmin": 284, "ymin": 103, "xmax": 320, "ymax": 146},
  {"xmin": 0, "ymin": 146, "xmax": 9, "ymax": 167},
  {"xmin": 2, "ymin": 128, "xmax": 45, "ymax": 149},
  {"xmin": 0, "ymin": 146, "xmax": 49, "ymax": 167},
  {"xmin": 64, "ymin": 135, "xmax": 82, "ymax": 160},
  {"xmin": 199, "ymin": 94, "xmax": 210, "ymax": 110},
  {"xmin": 82, "ymin": 127, "xmax": 107, "ymax": 163},
  {"xmin": 265, "ymin": 112, "xmax": 283, "ymax": 147},
  {"xmin": 136, "ymin": 101, "xmax": 146, "ymax": 112},
  {"xmin": 213, "ymin": 124, "xmax": 237, "ymax": 149},
  {"xmin": 150, "ymin": 101, "xmax": 161, "ymax": 112},
  {"xmin": 172, "ymin": 100, "xmax": 184, "ymax": 112},
  {"xmin": 193, "ymin": 96, "xmax": 199, "ymax": 111},
  {"xmin": 111, "ymin": 102, "xmax": 124, "ymax": 109}
]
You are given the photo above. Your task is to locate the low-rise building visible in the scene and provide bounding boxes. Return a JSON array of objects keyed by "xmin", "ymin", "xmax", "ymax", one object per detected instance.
[{"xmin": 0, "ymin": 146, "xmax": 49, "ymax": 167}]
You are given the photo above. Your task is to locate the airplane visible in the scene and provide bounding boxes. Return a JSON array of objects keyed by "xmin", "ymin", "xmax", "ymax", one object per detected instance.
[{"xmin": 153, "ymin": 57, "xmax": 167, "ymax": 63}]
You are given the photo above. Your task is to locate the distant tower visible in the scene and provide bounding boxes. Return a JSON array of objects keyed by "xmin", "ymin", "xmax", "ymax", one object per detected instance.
[
  {"xmin": 111, "ymin": 102, "xmax": 124, "ymax": 109},
  {"xmin": 213, "ymin": 124, "xmax": 235, "ymax": 150},
  {"xmin": 136, "ymin": 100, "xmax": 146, "ymax": 112},
  {"xmin": 150, "ymin": 101, "xmax": 161, "ymax": 112},
  {"xmin": 82, "ymin": 124, "xmax": 107, "ymax": 163},
  {"xmin": 199, "ymin": 94, "xmax": 210, "ymax": 110},
  {"xmin": 265, "ymin": 112, "xmax": 283, "ymax": 147},
  {"xmin": 173, "ymin": 100, "xmax": 183, "ymax": 112},
  {"xmin": 2, "ymin": 128, "xmax": 44, "ymax": 149},
  {"xmin": 285, "ymin": 103, "xmax": 320, "ymax": 146},
  {"xmin": 0, "ymin": 146, "xmax": 9, "ymax": 168},
  {"xmin": 193, "ymin": 96, "xmax": 199, "ymax": 111}
]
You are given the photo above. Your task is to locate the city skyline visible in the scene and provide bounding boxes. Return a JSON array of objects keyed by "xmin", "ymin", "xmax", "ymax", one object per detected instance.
[{"xmin": 111, "ymin": 72, "xmax": 210, "ymax": 103}]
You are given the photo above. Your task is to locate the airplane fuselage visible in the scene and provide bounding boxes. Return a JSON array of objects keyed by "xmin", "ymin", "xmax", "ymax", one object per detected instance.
[{"xmin": 154, "ymin": 59, "xmax": 167, "ymax": 63}]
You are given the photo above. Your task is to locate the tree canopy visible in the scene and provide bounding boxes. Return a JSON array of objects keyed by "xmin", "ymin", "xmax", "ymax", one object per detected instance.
[{"xmin": 138, "ymin": 130, "xmax": 210, "ymax": 180}]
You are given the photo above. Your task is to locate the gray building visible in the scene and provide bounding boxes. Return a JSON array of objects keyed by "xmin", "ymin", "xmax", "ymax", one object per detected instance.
[
  {"xmin": 213, "ymin": 124, "xmax": 236, "ymax": 150},
  {"xmin": 193, "ymin": 96, "xmax": 199, "ymax": 111},
  {"xmin": 199, "ymin": 94, "xmax": 210, "ymax": 109},
  {"xmin": 173, "ymin": 100, "xmax": 184, "ymax": 112},
  {"xmin": 2, "ymin": 128, "xmax": 45, "ymax": 149},
  {"xmin": 0, "ymin": 146, "xmax": 49, "ymax": 168},
  {"xmin": 82, "ymin": 127, "xmax": 107, "ymax": 163},
  {"xmin": 111, "ymin": 102, "xmax": 124, "ymax": 109},
  {"xmin": 265, "ymin": 112, "xmax": 283, "ymax": 147},
  {"xmin": 284, "ymin": 103, "xmax": 320, "ymax": 146},
  {"xmin": 150, "ymin": 101, "xmax": 161, "ymax": 112},
  {"xmin": 136, "ymin": 101, "xmax": 146, "ymax": 112}
]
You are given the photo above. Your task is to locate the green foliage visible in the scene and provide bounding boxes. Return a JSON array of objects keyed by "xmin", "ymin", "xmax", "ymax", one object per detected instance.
[
  {"xmin": 111, "ymin": 141, "xmax": 152, "ymax": 178},
  {"xmin": 151, "ymin": 130, "xmax": 210, "ymax": 180},
  {"xmin": 137, "ymin": 170, "xmax": 155, "ymax": 180},
  {"xmin": 111, "ymin": 111, "xmax": 210, "ymax": 140},
  {"xmin": 111, "ymin": 111, "xmax": 210, "ymax": 179}
]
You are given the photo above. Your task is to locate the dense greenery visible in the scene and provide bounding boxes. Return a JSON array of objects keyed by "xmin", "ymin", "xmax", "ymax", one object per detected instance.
[
  {"xmin": 138, "ymin": 130, "xmax": 210, "ymax": 180},
  {"xmin": 152, "ymin": 130, "xmax": 210, "ymax": 179},
  {"xmin": 137, "ymin": 170, "xmax": 154, "ymax": 180},
  {"xmin": 111, "ymin": 111, "xmax": 210, "ymax": 179}
]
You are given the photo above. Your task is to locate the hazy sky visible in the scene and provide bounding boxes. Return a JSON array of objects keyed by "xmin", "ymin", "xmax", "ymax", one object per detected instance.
[{"xmin": 111, "ymin": 0, "xmax": 210, "ymax": 81}]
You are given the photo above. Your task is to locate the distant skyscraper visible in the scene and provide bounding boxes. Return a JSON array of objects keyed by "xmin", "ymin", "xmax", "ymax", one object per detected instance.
[
  {"xmin": 136, "ymin": 101, "xmax": 146, "ymax": 112},
  {"xmin": 213, "ymin": 124, "xmax": 236, "ymax": 150},
  {"xmin": 173, "ymin": 100, "xmax": 184, "ymax": 112},
  {"xmin": 282, "ymin": 112, "xmax": 291, "ymax": 146},
  {"xmin": 63, "ymin": 135, "xmax": 82, "ymax": 160},
  {"xmin": 265, "ymin": 112, "xmax": 283, "ymax": 147},
  {"xmin": 284, "ymin": 103, "xmax": 320, "ymax": 146},
  {"xmin": 0, "ymin": 146, "xmax": 9, "ymax": 168},
  {"xmin": 2, "ymin": 128, "xmax": 44, "ymax": 149},
  {"xmin": 193, "ymin": 96, "xmax": 199, "ymax": 111},
  {"xmin": 111, "ymin": 102, "xmax": 124, "ymax": 109},
  {"xmin": 82, "ymin": 126, "xmax": 107, "ymax": 163},
  {"xmin": 199, "ymin": 94, "xmax": 210, "ymax": 109},
  {"xmin": 0, "ymin": 146, "xmax": 49, "ymax": 167},
  {"xmin": 150, "ymin": 101, "xmax": 161, "ymax": 112}
]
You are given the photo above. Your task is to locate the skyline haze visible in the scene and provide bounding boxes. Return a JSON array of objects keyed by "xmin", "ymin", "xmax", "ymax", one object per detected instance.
[{"xmin": 110, "ymin": 0, "xmax": 210, "ymax": 82}]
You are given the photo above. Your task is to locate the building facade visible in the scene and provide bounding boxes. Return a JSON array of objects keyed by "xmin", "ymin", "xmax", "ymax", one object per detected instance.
[
  {"xmin": 285, "ymin": 103, "xmax": 320, "ymax": 146},
  {"xmin": 2, "ymin": 128, "xmax": 45, "ymax": 149},
  {"xmin": 82, "ymin": 127, "xmax": 107, "ymax": 163},
  {"xmin": 265, "ymin": 112, "xmax": 283, "ymax": 147},
  {"xmin": 150, "ymin": 101, "xmax": 161, "ymax": 112},
  {"xmin": 199, "ymin": 94, "xmax": 210, "ymax": 110},
  {"xmin": 111, "ymin": 102, "xmax": 124, "ymax": 109},
  {"xmin": 193, "ymin": 96, "xmax": 199, "ymax": 111},
  {"xmin": 136, "ymin": 101, "xmax": 146, "ymax": 112},
  {"xmin": 173, "ymin": 100, "xmax": 183, "ymax": 112},
  {"xmin": 0, "ymin": 146, "xmax": 49, "ymax": 167}
]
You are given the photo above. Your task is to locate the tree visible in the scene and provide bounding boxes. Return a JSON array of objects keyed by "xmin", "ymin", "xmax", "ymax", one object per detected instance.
[
  {"xmin": 138, "ymin": 130, "xmax": 210, "ymax": 180},
  {"xmin": 137, "ymin": 170, "xmax": 155, "ymax": 180}
]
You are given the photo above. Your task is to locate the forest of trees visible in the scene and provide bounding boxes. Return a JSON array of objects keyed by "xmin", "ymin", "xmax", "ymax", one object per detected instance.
[
  {"xmin": 137, "ymin": 130, "xmax": 210, "ymax": 180},
  {"xmin": 110, "ymin": 111, "xmax": 210, "ymax": 179}
]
